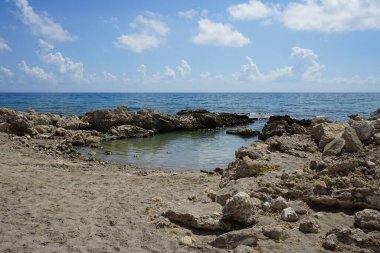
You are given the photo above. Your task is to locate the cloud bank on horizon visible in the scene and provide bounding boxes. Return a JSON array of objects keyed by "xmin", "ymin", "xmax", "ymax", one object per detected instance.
[{"xmin": 0, "ymin": 0, "xmax": 380, "ymax": 92}]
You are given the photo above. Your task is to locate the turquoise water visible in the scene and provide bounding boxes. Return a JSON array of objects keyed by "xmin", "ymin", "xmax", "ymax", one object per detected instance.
[{"xmin": 1, "ymin": 92, "xmax": 379, "ymax": 170}]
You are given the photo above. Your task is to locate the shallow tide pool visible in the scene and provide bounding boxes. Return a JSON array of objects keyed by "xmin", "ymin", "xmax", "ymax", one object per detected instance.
[{"xmin": 87, "ymin": 122, "xmax": 265, "ymax": 170}]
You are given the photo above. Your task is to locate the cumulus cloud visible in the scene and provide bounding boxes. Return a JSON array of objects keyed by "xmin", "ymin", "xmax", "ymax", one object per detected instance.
[
  {"xmin": 0, "ymin": 37, "xmax": 12, "ymax": 52},
  {"xmin": 291, "ymin": 46, "xmax": 324, "ymax": 81},
  {"xmin": 117, "ymin": 13, "xmax": 169, "ymax": 53},
  {"xmin": 228, "ymin": 0, "xmax": 279, "ymax": 21},
  {"xmin": 176, "ymin": 60, "xmax": 191, "ymax": 78},
  {"xmin": 238, "ymin": 56, "xmax": 292, "ymax": 82},
  {"xmin": 193, "ymin": 19, "xmax": 250, "ymax": 47},
  {"xmin": 200, "ymin": 72, "xmax": 211, "ymax": 80},
  {"xmin": 163, "ymin": 66, "xmax": 176, "ymax": 80},
  {"xmin": 0, "ymin": 66, "xmax": 14, "ymax": 78},
  {"xmin": 12, "ymin": 0, "xmax": 75, "ymax": 41},
  {"xmin": 237, "ymin": 47, "xmax": 324, "ymax": 83},
  {"xmin": 282, "ymin": 0, "xmax": 380, "ymax": 32},
  {"xmin": 137, "ymin": 64, "xmax": 147, "ymax": 80},
  {"xmin": 38, "ymin": 40, "xmax": 85, "ymax": 82},
  {"xmin": 19, "ymin": 60, "xmax": 56, "ymax": 83}
]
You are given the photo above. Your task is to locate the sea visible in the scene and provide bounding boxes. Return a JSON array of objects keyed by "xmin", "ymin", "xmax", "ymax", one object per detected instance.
[{"xmin": 1, "ymin": 92, "xmax": 379, "ymax": 170}]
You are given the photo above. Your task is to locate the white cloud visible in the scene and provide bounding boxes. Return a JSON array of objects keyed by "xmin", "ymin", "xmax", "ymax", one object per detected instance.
[
  {"xmin": 178, "ymin": 9, "xmax": 198, "ymax": 19},
  {"xmin": 38, "ymin": 40, "xmax": 85, "ymax": 82},
  {"xmin": 0, "ymin": 66, "xmax": 14, "ymax": 78},
  {"xmin": 237, "ymin": 46, "xmax": 324, "ymax": 83},
  {"xmin": 0, "ymin": 37, "xmax": 12, "ymax": 52},
  {"xmin": 228, "ymin": 0, "xmax": 279, "ymax": 21},
  {"xmin": 164, "ymin": 66, "xmax": 176, "ymax": 80},
  {"xmin": 137, "ymin": 64, "xmax": 147, "ymax": 80},
  {"xmin": 103, "ymin": 72, "xmax": 117, "ymax": 81},
  {"xmin": 12, "ymin": 0, "xmax": 75, "ymax": 41},
  {"xmin": 130, "ymin": 13, "xmax": 169, "ymax": 36},
  {"xmin": 176, "ymin": 60, "xmax": 191, "ymax": 78},
  {"xmin": 200, "ymin": 72, "xmax": 211, "ymax": 80},
  {"xmin": 291, "ymin": 46, "xmax": 324, "ymax": 81},
  {"xmin": 116, "ymin": 34, "xmax": 160, "ymax": 53},
  {"xmin": 117, "ymin": 13, "xmax": 169, "ymax": 53},
  {"xmin": 282, "ymin": 0, "xmax": 380, "ymax": 32},
  {"xmin": 19, "ymin": 60, "xmax": 56, "ymax": 83},
  {"xmin": 193, "ymin": 19, "xmax": 250, "ymax": 47}
]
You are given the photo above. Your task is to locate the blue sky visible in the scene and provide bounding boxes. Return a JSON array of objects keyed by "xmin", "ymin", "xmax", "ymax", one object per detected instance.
[{"xmin": 0, "ymin": 0, "xmax": 380, "ymax": 92}]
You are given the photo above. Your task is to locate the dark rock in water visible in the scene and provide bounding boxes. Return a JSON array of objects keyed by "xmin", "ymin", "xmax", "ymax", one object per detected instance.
[
  {"xmin": 370, "ymin": 108, "xmax": 380, "ymax": 120},
  {"xmin": 258, "ymin": 115, "xmax": 311, "ymax": 140},
  {"xmin": 176, "ymin": 109, "xmax": 210, "ymax": 115},
  {"xmin": 226, "ymin": 128, "xmax": 260, "ymax": 137}
]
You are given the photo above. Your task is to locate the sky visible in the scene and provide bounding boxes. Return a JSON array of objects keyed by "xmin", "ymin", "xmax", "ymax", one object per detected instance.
[{"xmin": 0, "ymin": 0, "xmax": 380, "ymax": 92}]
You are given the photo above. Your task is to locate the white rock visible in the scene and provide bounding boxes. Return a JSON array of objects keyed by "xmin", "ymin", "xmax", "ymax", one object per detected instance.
[{"xmin": 281, "ymin": 207, "xmax": 299, "ymax": 222}]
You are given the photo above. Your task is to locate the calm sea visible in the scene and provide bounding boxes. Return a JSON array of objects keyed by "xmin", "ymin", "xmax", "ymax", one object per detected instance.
[{"xmin": 1, "ymin": 93, "xmax": 379, "ymax": 170}]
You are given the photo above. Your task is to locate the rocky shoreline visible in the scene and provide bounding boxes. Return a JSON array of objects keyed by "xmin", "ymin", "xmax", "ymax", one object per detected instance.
[{"xmin": 1, "ymin": 106, "xmax": 380, "ymax": 252}]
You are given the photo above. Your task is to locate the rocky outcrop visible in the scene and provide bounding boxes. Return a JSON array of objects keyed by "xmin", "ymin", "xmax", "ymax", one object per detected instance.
[
  {"xmin": 370, "ymin": 108, "xmax": 380, "ymax": 120},
  {"xmin": 56, "ymin": 115, "xmax": 88, "ymax": 130},
  {"xmin": 342, "ymin": 126, "xmax": 363, "ymax": 152},
  {"xmin": 109, "ymin": 125, "xmax": 154, "ymax": 138},
  {"xmin": 258, "ymin": 115, "xmax": 311, "ymax": 140},
  {"xmin": 350, "ymin": 120, "xmax": 374, "ymax": 141},
  {"xmin": 312, "ymin": 122, "xmax": 347, "ymax": 149}
]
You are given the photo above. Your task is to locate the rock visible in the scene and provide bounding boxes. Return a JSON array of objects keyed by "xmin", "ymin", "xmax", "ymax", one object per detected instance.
[
  {"xmin": 209, "ymin": 228, "xmax": 258, "ymax": 249},
  {"xmin": 370, "ymin": 108, "xmax": 380, "ymax": 120},
  {"xmin": 220, "ymin": 156, "xmax": 279, "ymax": 186},
  {"xmin": 235, "ymin": 142, "xmax": 269, "ymax": 160},
  {"xmin": 54, "ymin": 127, "xmax": 67, "ymax": 136},
  {"xmin": 290, "ymin": 123, "xmax": 308, "ymax": 135},
  {"xmin": 262, "ymin": 226, "xmax": 289, "ymax": 242},
  {"xmin": 8, "ymin": 116, "xmax": 34, "ymax": 136},
  {"xmin": 299, "ymin": 219, "xmax": 320, "ymax": 233},
  {"xmin": 226, "ymin": 128, "xmax": 260, "ymax": 137},
  {"xmin": 322, "ymin": 137, "xmax": 345, "ymax": 156},
  {"xmin": 342, "ymin": 126, "xmax": 363, "ymax": 153},
  {"xmin": 110, "ymin": 124, "xmax": 154, "ymax": 138},
  {"xmin": 312, "ymin": 122, "xmax": 347, "ymax": 149},
  {"xmin": 266, "ymin": 134, "xmax": 318, "ymax": 156},
  {"xmin": 0, "ymin": 122, "xmax": 10, "ymax": 132},
  {"xmin": 179, "ymin": 236, "xmax": 195, "ymax": 246},
  {"xmin": 233, "ymin": 245, "xmax": 257, "ymax": 253},
  {"xmin": 374, "ymin": 133, "xmax": 380, "ymax": 145},
  {"xmin": 349, "ymin": 113, "xmax": 365, "ymax": 121},
  {"xmin": 271, "ymin": 196, "xmax": 288, "ymax": 211},
  {"xmin": 222, "ymin": 192, "xmax": 256, "ymax": 226},
  {"xmin": 355, "ymin": 209, "xmax": 380, "ymax": 232},
  {"xmin": 262, "ymin": 202, "xmax": 271, "ymax": 211},
  {"xmin": 324, "ymin": 228, "xmax": 380, "ymax": 253},
  {"xmin": 163, "ymin": 203, "xmax": 233, "ymax": 231},
  {"xmin": 350, "ymin": 120, "xmax": 374, "ymax": 141},
  {"xmin": 56, "ymin": 115, "xmax": 88, "ymax": 130},
  {"xmin": 288, "ymin": 200, "xmax": 308, "ymax": 215},
  {"xmin": 281, "ymin": 207, "xmax": 299, "ymax": 222},
  {"xmin": 34, "ymin": 125, "xmax": 52, "ymax": 134}
]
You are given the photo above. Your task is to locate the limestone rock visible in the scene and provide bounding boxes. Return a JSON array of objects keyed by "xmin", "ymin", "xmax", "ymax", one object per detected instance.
[
  {"xmin": 8, "ymin": 116, "xmax": 34, "ymax": 136},
  {"xmin": 0, "ymin": 122, "xmax": 10, "ymax": 132},
  {"xmin": 281, "ymin": 207, "xmax": 299, "ymax": 222},
  {"xmin": 56, "ymin": 115, "xmax": 88, "ymax": 130},
  {"xmin": 355, "ymin": 209, "xmax": 380, "ymax": 232},
  {"xmin": 299, "ymin": 219, "xmax": 320, "ymax": 233},
  {"xmin": 370, "ymin": 108, "xmax": 380, "ymax": 120},
  {"xmin": 179, "ymin": 236, "xmax": 195, "ymax": 246},
  {"xmin": 342, "ymin": 126, "xmax": 363, "ymax": 153},
  {"xmin": 322, "ymin": 137, "xmax": 345, "ymax": 156},
  {"xmin": 110, "ymin": 124, "xmax": 154, "ymax": 138},
  {"xmin": 209, "ymin": 228, "xmax": 258, "ymax": 249},
  {"xmin": 374, "ymin": 133, "xmax": 380, "ymax": 145},
  {"xmin": 235, "ymin": 141, "xmax": 269, "ymax": 160},
  {"xmin": 312, "ymin": 122, "xmax": 347, "ymax": 149},
  {"xmin": 271, "ymin": 196, "xmax": 288, "ymax": 211},
  {"xmin": 262, "ymin": 226, "xmax": 289, "ymax": 242},
  {"xmin": 351, "ymin": 120, "xmax": 374, "ymax": 141},
  {"xmin": 222, "ymin": 192, "xmax": 256, "ymax": 226}
]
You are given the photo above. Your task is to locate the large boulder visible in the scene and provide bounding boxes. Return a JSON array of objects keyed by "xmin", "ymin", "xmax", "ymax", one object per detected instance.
[
  {"xmin": 259, "ymin": 115, "xmax": 311, "ymax": 140},
  {"xmin": 8, "ymin": 115, "xmax": 34, "ymax": 136},
  {"xmin": 226, "ymin": 128, "xmax": 260, "ymax": 137},
  {"xmin": 322, "ymin": 137, "xmax": 345, "ymax": 156},
  {"xmin": 222, "ymin": 192, "xmax": 257, "ymax": 226},
  {"xmin": 312, "ymin": 122, "xmax": 348, "ymax": 149},
  {"xmin": 83, "ymin": 106, "xmax": 132, "ymax": 131},
  {"xmin": 342, "ymin": 126, "xmax": 363, "ymax": 152},
  {"xmin": 350, "ymin": 121, "xmax": 374, "ymax": 141}
]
